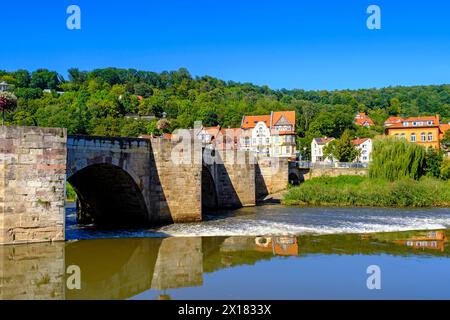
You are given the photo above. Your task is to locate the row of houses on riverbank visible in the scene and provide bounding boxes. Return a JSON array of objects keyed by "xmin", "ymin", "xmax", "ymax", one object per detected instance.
[
  {"xmin": 192, "ymin": 111, "xmax": 297, "ymax": 158},
  {"xmin": 311, "ymin": 113, "xmax": 450, "ymax": 164},
  {"xmin": 155, "ymin": 111, "xmax": 450, "ymax": 162}
]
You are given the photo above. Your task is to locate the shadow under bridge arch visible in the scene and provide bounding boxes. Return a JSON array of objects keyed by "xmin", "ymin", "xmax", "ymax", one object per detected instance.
[{"xmin": 67, "ymin": 163, "xmax": 150, "ymax": 226}]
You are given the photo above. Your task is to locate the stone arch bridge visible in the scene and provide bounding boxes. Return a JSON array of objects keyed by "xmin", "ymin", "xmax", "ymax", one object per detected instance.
[{"xmin": 0, "ymin": 126, "xmax": 288, "ymax": 244}]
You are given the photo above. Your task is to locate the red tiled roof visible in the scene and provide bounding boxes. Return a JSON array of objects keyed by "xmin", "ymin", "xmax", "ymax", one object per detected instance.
[
  {"xmin": 352, "ymin": 138, "xmax": 370, "ymax": 145},
  {"xmin": 355, "ymin": 117, "xmax": 374, "ymax": 126},
  {"xmin": 386, "ymin": 116, "xmax": 402, "ymax": 122},
  {"xmin": 385, "ymin": 115, "xmax": 440, "ymax": 128},
  {"xmin": 354, "ymin": 112, "xmax": 374, "ymax": 126},
  {"xmin": 271, "ymin": 111, "xmax": 296, "ymax": 127},
  {"xmin": 270, "ymin": 111, "xmax": 296, "ymax": 135},
  {"xmin": 241, "ymin": 115, "xmax": 271, "ymax": 129}
]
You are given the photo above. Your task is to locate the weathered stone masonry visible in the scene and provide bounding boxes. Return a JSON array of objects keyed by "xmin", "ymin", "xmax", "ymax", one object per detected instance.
[
  {"xmin": 0, "ymin": 126, "xmax": 287, "ymax": 245},
  {"xmin": 0, "ymin": 126, "xmax": 66, "ymax": 245}
]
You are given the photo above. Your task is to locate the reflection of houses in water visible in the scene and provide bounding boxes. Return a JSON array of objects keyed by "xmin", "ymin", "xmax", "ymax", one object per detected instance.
[
  {"xmin": 362, "ymin": 230, "xmax": 449, "ymax": 252},
  {"xmin": 393, "ymin": 231, "xmax": 448, "ymax": 252},
  {"xmin": 254, "ymin": 236, "xmax": 298, "ymax": 256}
]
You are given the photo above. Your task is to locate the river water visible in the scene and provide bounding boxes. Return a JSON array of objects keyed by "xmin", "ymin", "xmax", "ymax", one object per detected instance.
[
  {"xmin": 67, "ymin": 205, "xmax": 450, "ymax": 239},
  {"xmin": 2, "ymin": 205, "xmax": 450, "ymax": 300}
]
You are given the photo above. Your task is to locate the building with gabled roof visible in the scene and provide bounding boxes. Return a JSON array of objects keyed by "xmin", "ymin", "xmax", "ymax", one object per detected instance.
[
  {"xmin": 354, "ymin": 112, "xmax": 374, "ymax": 127},
  {"xmin": 311, "ymin": 137, "xmax": 336, "ymax": 163},
  {"xmin": 240, "ymin": 111, "xmax": 296, "ymax": 158},
  {"xmin": 385, "ymin": 115, "xmax": 442, "ymax": 150},
  {"xmin": 352, "ymin": 138, "xmax": 373, "ymax": 163}
]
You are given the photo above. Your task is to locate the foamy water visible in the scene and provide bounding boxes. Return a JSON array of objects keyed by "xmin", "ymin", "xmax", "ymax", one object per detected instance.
[
  {"xmin": 155, "ymin": 205, "xmax": 450, "ymax": 237},
  {"xmin": 66, "ymin": 205, "xmax": 450, "ymax": 240}
]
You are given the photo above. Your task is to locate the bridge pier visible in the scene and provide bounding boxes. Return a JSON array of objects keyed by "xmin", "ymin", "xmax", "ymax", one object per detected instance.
[
  {"xmin": 0, "ymin": 126, "xmax": 66, "ymax": 245},
  {"xmin": 149, "ymin": 138, "xmax": 203, "ymax": 223},
  {"xmin": 204, "ymin": 149, "xmax": 256, "ymax": 209}
]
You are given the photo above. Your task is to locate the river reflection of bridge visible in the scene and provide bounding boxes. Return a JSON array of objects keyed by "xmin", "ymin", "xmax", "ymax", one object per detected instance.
[{"xmin": 1, "ymin": 231, "xmax": 449, "ymax": 300}]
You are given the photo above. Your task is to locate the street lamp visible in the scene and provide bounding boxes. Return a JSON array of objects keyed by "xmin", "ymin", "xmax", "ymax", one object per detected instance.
[{"xmin": 0, "ymin": 81, "xmax": 7, "ymax": 92}]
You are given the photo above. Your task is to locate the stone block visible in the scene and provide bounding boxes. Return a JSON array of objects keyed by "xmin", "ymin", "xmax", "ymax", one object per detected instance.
[{"xmin": 0, "ymin": 126, "xmax": 67, "ymax": 245}]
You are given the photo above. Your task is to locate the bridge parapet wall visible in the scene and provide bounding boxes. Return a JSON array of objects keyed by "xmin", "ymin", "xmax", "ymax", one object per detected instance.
[{"xmin": 304, "ymin": 167, "xmax": 368, "ymax": 180}]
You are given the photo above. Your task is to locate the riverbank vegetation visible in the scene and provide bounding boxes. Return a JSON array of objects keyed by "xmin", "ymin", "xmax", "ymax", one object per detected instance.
[
  {"xmin": 283, "ymin": 175, "xmax": 450, "ymax": 207},
  {"xmin": 285, "ymin": 138, "xmax": 450, "ymax": 208}
]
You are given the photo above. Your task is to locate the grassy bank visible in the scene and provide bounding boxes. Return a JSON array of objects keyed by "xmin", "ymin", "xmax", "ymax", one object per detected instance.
[{"xmin": 283, "ymin": 175, "xmax": 450, "ymax": 208}]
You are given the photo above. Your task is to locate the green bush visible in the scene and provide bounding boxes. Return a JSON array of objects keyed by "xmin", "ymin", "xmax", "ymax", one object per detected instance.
[{"xmin": 66, "ymin": 183, "xmax": 77, "ymax": 202}]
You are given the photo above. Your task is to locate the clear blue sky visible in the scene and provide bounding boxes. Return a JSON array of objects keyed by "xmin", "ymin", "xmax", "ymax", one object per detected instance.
[{"xmin": 1, "ymin": 0, "xmax": 450, "ymax": 90}]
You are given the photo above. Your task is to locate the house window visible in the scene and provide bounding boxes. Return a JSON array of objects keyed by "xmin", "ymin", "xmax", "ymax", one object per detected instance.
[
  {"xmin": 428, "ymin": 121, "xmax": 433, "ymax": 125},
  {"xmin": 403, "ymin": 122, "xmax": 409, "ymax": 127},
  {"xmin": 421, "ymin": 132, "xmax": 426, "ymax": 142},
  {"xmin": 411, "ymin": 133, "xmax": 416, "ymax": 142},
  {"xmin": 253, "ymin": 138, "xmax": 256, "ymax": 144},
  {"xmin": 266, "ymin": 138, "xmax": 270, "ymax": 144},
  {"xmin": 428, "ymin": 132, "xmax": 433, "ymax": 141},
  {"xmin": 401, "ymin": 133, "xmax": 406, "ymax": 139},
  {"xmin": 413, "ymin": 122, "xmax": 417, "ymax": 126}
]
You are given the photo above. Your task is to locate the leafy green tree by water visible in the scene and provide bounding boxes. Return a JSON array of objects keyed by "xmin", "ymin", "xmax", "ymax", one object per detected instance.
[
  {"xmin": 442, "ymin": 130, "xmax": 450, "ymax": 150},
  {"xmin": 369, "ymin": 138, "xmax": 426, "ymax": 181},
  {"xmin": 425, "ymin": 147, "xmax": 443, "ymax": 178},
  {"xmin": 323, "ymin": 130, "xmax": 360, "ymax": 162},
  {"xmin": 441, "ymin": 160, "xmax": 450, "ymax": 180}
]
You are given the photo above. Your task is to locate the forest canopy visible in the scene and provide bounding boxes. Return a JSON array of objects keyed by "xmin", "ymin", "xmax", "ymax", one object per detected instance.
[{"xmin": 1, "ymin": 67, "xmax": 450, "ymax": 153}]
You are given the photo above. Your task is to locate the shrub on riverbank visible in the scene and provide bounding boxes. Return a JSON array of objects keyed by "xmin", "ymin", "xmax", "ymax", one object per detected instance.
[{"xmin": 283, "ymin": 175, "xmax": 450, "ymax": 207}]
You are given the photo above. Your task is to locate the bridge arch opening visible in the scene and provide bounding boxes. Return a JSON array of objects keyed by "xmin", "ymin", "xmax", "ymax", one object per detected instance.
[
  {"xmin": 289, "ymin": 173, "xmax": 300, "ymax": 186},
  {"xmin": 202, "ymin": 165, "xmax": 218, "ymax": 214},
  {"xmin": 67, "ymin": 163, "xmax": 149, "ymax": 227}
]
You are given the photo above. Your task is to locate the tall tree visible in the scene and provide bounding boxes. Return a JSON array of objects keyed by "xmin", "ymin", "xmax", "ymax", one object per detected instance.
[
  {"xmin": 323, "ymin": 130, "xmax": 359, "ymax": 162},
  {"xmin": 31, "ymin": 69, "xmax": 61, "ymax": 90}
]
